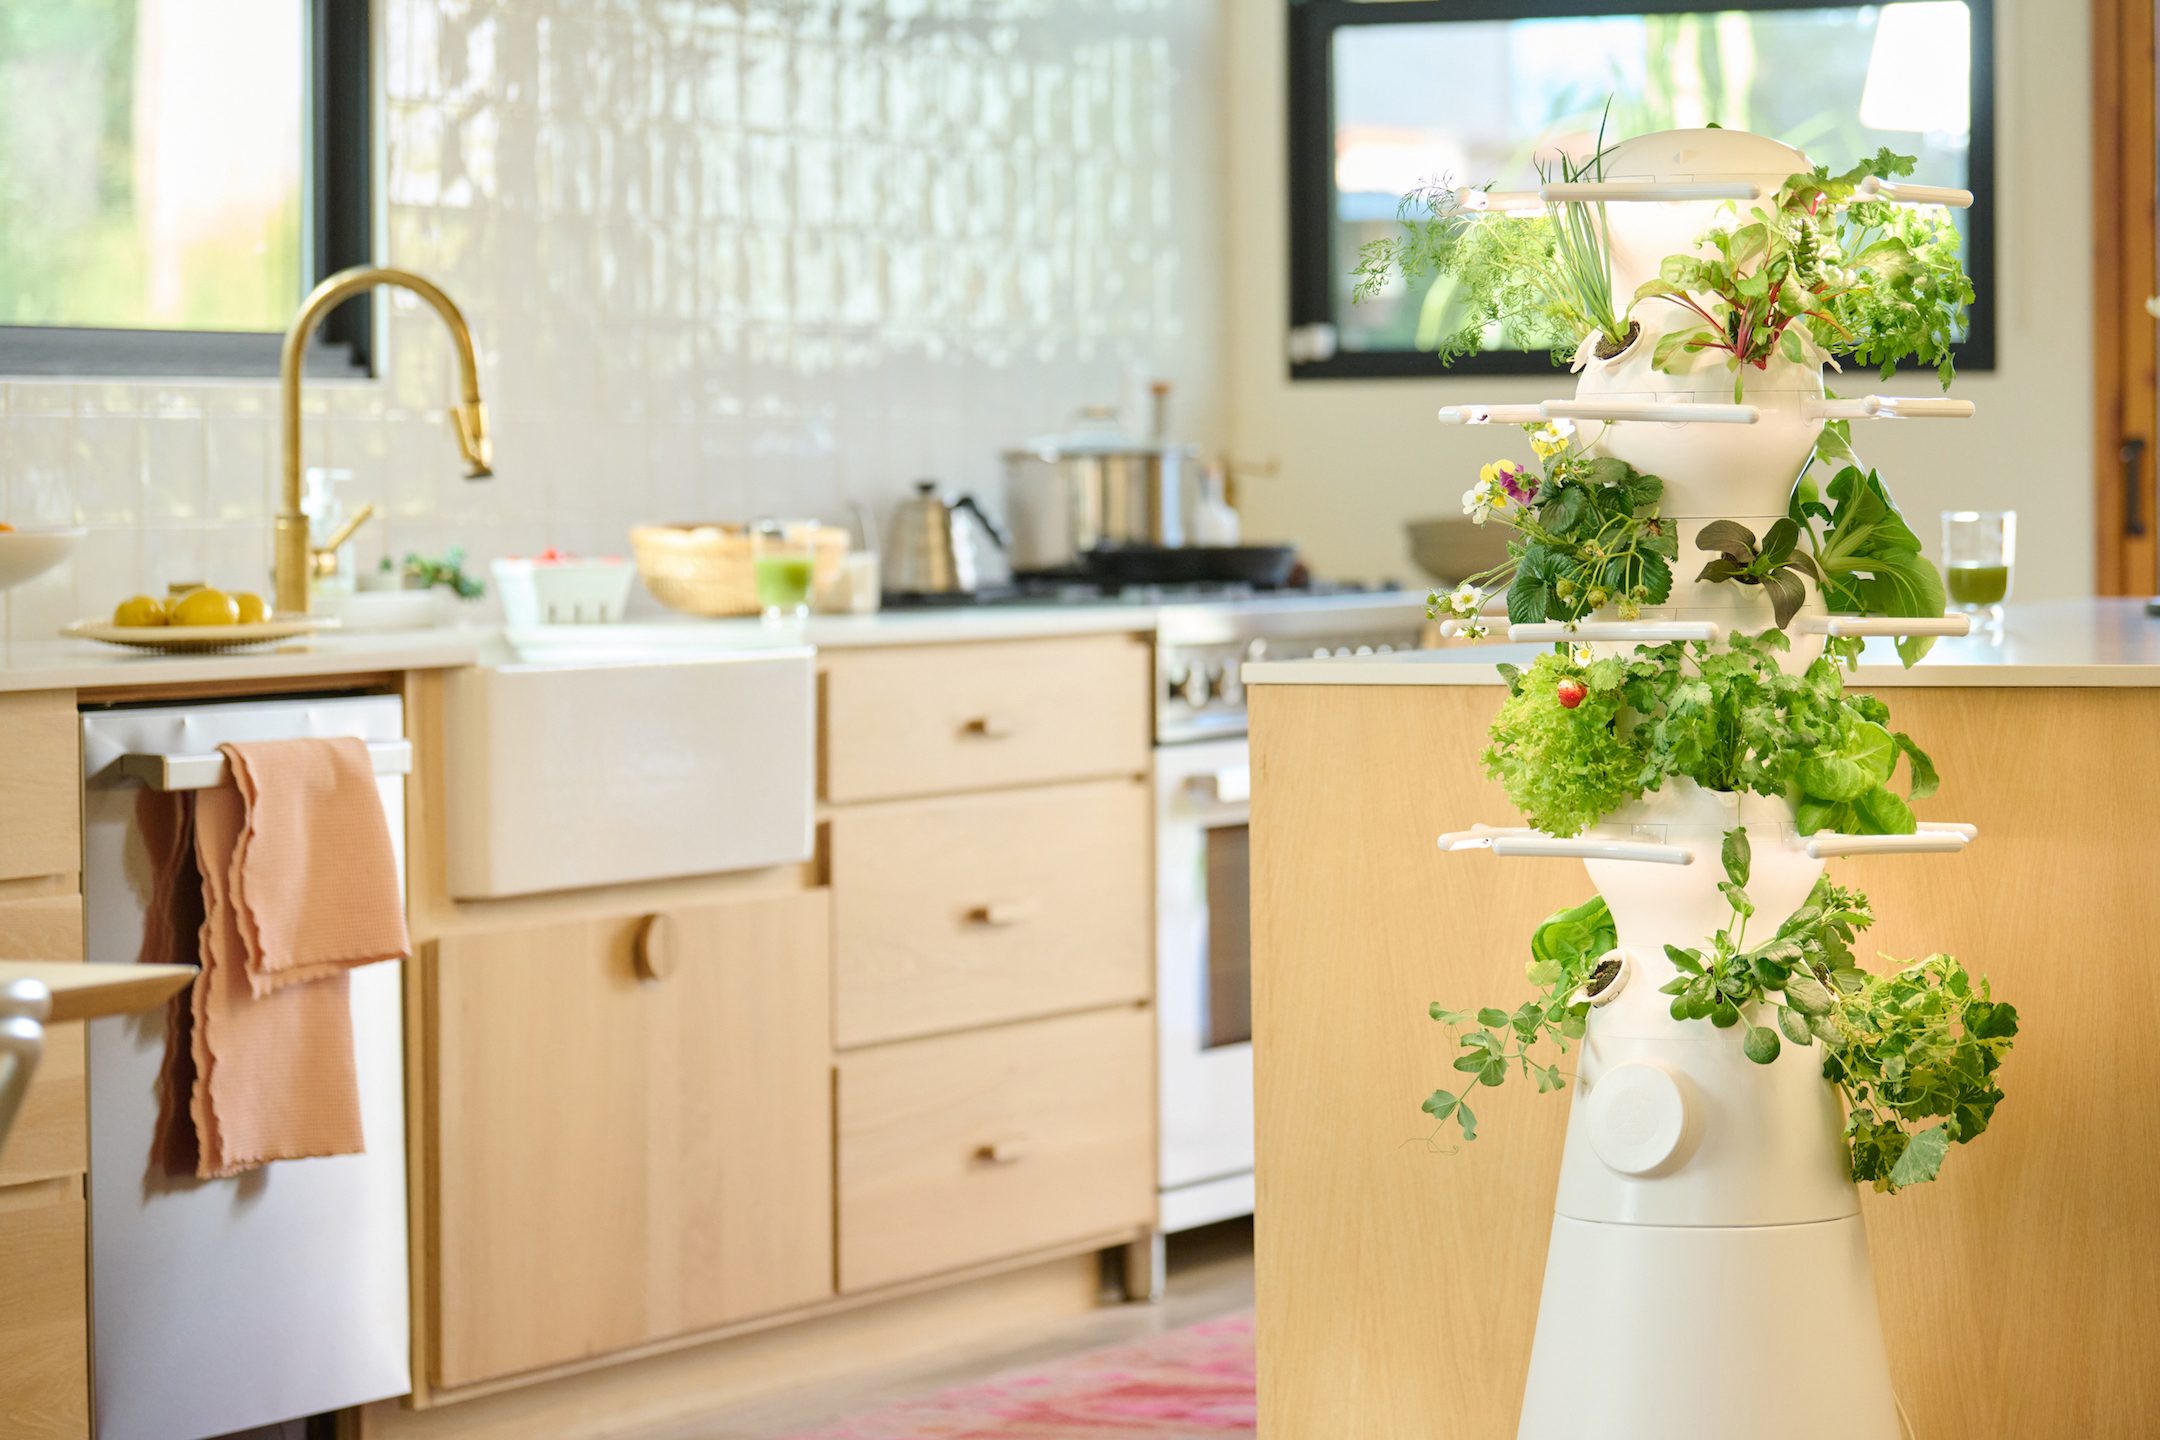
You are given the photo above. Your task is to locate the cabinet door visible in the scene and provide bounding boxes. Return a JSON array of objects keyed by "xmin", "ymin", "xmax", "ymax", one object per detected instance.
[
  {"xmin": 831, "ymin": 779, "xmax": 1152, "ymax": 1047},
  {"xmin": 838, "ymin": 1006, "xmax": 1155, "ymax": 1292},
  {"xmin": 431, "ymin": 890, "xmax": 833, "ymax": 1388},
  {"xmin": 0, "ymin": 1179, "xmax": 89, "ymax": 1439}
]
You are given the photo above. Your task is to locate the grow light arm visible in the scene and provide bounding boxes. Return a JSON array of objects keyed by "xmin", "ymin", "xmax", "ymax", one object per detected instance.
[
  {"xmin": 1802, "ymin": 396, "xmax": 1975, "ymax": 421},
  {"xmin": 1804, "ymin": 823, "xmax": 1977, "ymax": 859},
  {"xmin": 1794, "ymin": 615, "xmax": 1972, "ymax": 638},
  {"xmin": 1855, "ymin": 176, "xmax": 1974, "ymax": 208},
  {"xmin": 1508, "ymin": 621, "xmax": 1723, "ymax": 644}
]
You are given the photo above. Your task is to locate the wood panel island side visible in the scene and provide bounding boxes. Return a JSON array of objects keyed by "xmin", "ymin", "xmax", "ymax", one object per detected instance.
[{"xmin": 1246, "ymin": 600, "xmax": 2160, "ymax": 1440}]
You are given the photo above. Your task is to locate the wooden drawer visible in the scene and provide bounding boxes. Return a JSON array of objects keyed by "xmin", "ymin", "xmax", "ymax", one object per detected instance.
[
  {"xmin": 831, "ymin": 779, "xmax": 1151, "ymax": 1048},
  {"xmin": 0, "ymin": 1179, "xmax": 89, "ymax": 1439},
  {"xmin": 0, "ymin": 692, "xmax": 79, "ymax": 885},
  {"xmin": 820, "ymin": 635, "xmax": 1151, "ymax": 803},
  {"xmin": 0, "ymin": 896, "xmax": 86, "ymax": 1189},
  {"xmin": 837, "ymin": 1006, "xmax": 1154, "ymax": 1292},
  {"xmin": 431, "ymin": 890, "xmax": 834, "ymax": 1388}
]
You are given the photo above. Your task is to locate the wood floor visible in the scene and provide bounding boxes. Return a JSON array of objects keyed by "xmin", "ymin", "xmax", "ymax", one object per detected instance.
[{"xmin": 630, "ymin": 1220, "xmax": 1257, "ymax": 1440}]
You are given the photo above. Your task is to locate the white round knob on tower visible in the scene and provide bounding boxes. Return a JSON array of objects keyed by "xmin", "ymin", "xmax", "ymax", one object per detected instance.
[{"xmin": 1585, "ymin": 1061, "xmax": 1702, "ymax": 1177}]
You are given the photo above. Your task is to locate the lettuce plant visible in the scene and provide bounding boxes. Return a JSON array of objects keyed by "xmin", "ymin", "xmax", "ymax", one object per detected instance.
[{"xmin": 1482, "ymin": 630, "xmax": 1935, "ymax": 838}]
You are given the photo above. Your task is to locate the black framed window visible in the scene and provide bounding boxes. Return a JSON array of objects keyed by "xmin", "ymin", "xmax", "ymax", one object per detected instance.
[
  {"xmin": 0, "ymin": 0, "xmax": 372, "ymax": 378},
  {"xmin": 1288, "ymin": 0, "xmax": 1996, "ymax": 380}
]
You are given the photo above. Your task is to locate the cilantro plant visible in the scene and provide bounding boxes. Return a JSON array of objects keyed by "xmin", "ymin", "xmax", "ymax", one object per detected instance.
[
  {"xmin": 1429, "ymin": 422, "xmax": 1678, "ymax": 639},
  {"xmin": 1632, "ymin": 149, "xmax": 1973, "ymax": 401},
  {"xmin": 1482, "ymin": 630, "xmax": 1936, "ymax": 837},
  {"xmin": 1426, "ymin": 827, "xmax": 2018, "ymax": 1194}
]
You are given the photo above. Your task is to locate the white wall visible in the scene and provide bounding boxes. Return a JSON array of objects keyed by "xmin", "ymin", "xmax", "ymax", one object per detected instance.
[
  {"xmin": 0, "ymin": 0, "xmax": 1225, "ymax": 640},
  {"xmin": 1222, "ymin": 0, "xmax": 2094, "ymax": 600}
]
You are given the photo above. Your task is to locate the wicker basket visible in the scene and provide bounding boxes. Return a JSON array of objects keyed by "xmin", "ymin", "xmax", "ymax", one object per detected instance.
[{"xmin": 630, "ymin": 523, "xmax": 851, "ymax": 617}]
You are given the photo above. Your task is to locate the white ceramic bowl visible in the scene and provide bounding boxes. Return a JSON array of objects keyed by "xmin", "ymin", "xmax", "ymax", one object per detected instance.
[{"xmin": 0, "ymin": 528, "xmax": 86, "ymax": 590}]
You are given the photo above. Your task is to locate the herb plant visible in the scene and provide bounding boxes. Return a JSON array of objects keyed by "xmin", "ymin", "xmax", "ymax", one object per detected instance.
[
  {"xmin": 1430, "ymin": 422, "xmax": 1678, "ymax": 638},
  {"xmin": 1425, "ymin": 829, "xmax": 2017, "ymax": 1193},
  {"xmin": 1632, "ymin": 149, "xmax": 1974, "ymax": 400},
  {"xmin": 1791, "ymin": 451, "xmax": 1948, "ymax": 667},
  {"xmin": 1352, "ymin": 122, "xmax": 1632, "ymax": 365},
  {"xmin": 1694, "ymin": 518, "xmax": 1821, "ymax": 629},
  {"xmin": 1482, "ymin": 630, "xmax": 1937, "ymax": 837},
  {"xmin": 1422, "ymin": 895, "xmax": 1612, "ymax": 1140}
]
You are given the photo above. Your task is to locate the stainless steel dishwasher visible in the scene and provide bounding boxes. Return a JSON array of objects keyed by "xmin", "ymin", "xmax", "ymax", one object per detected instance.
[{"xmin": 82, "ymin": 695, "xmax": 411, "ymax": 1440}]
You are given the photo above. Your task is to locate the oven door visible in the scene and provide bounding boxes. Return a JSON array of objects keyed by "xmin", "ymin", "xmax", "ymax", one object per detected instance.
[{"xmin": 1155, "ymin": 736, "xmax": 1255, "ymax": 1230}]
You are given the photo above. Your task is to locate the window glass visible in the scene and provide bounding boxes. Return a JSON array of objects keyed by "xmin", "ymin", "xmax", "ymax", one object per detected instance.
[
  {"xmin": 1332, "ymin": 3, "xmax": 1974, "ymax": 356},
  {"xmin": 0, "ymin": 0, "xmax": 305, "ymax": 333}
]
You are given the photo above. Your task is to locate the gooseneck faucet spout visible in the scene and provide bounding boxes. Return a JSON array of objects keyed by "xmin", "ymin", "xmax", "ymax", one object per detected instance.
[{"xmin": 277, "ymin": 266, "xmax": 491, "ymax": 614}]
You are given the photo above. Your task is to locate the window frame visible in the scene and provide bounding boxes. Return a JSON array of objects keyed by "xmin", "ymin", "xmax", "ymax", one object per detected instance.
[
  {"xmin": 0, "ymin": 0, "xmax": 375, "ymax": 380},
  {"xmin": 1286, "ymin": 0, "xmax": 1999, "ymax": 381}
]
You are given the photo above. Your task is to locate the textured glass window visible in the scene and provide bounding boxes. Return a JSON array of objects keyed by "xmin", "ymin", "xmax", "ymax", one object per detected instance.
[
  {"xmin": 1328, "ymin": 3, "xmax": 1976, "ymax": 357},
  {"xmin": 0, "ymin": 0, "xmax": 304, "ymax": 333}
]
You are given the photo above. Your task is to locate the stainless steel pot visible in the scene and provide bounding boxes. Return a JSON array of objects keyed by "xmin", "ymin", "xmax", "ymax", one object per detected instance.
[{"xmin": 1003, "ymin": 416, "xmax": 1196, "ymax": 575}]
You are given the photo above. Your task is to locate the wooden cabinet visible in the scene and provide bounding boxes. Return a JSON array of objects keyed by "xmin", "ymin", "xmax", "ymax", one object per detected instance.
[
  {"xmin": 837, "ymin": 1006, "xmax": 1155, "ymax": 1292},
  {"xmin": 831, "ymin": 778, "xmax": 1152, "ymax": 1047},
  {"xmin": 820, "ymin": 635, "xmax": 1152, "ymax": 803},
  {"xmin": 0, "ymin": 1180, "xmax": 89, "ymax": 1440},
  {"xmin": 0, "ymin": 691, "xmax": 79, "ymax": 884},
  {"xmin": 428, "ymin": 890, "xmax": 834, "ymax": 1389},
  {"xmin": 0, "ymin": 895, "xmax": 86, "ymax": 1189},
  {"xmin": 0, "ymin": 689, "xmax": 87, "ymax": 1438}
]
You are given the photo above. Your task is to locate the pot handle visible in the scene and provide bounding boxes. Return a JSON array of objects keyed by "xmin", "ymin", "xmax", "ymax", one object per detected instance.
[{"xmin": 952, "ymin": 494, "xmax": 1007, "ymax": 550}]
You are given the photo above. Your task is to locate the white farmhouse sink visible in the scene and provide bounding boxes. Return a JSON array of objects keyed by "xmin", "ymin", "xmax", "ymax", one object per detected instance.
[{"xmin": 442, "ymin": 646, "xmax": 814, "ymax": 899}]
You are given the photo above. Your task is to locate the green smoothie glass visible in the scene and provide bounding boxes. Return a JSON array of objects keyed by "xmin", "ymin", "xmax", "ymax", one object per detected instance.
[
  {"xmin": 1942, "ymin": 510, "xmax": 2014, "ymax": 631},
  {"xmin": 752, "ymin": 520, "xmax": 815, "ymax": 624}
]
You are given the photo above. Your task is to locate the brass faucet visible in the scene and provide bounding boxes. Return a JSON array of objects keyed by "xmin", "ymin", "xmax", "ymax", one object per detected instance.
[{"xmin": 276, "ymin": 267, "xmax": 491, "ymax": 614}]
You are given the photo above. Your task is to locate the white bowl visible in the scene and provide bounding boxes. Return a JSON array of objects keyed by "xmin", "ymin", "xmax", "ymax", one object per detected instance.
[
  {"xmin": 0, "ymin": 528, "xmax": 86, "ymax": 589},
  {"xmin": 314, "ymin": 589, "xmax": 444, "ymax": 631}
]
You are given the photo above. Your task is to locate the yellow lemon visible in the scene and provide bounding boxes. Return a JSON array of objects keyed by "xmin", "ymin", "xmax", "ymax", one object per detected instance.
[
  {"xmin": 171, "ymin": 588, "xmax": 240, "ymax": 626},
  {"xmin": 232, "ymin": 592, "xmax": 269, "ymax": 624},
  {"xmin": 112, "ymin": 595, "xmax": 169, "ymax": 627}
]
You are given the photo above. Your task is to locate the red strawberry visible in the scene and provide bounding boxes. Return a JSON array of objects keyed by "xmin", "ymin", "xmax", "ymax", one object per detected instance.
[{"xmin": 1556, "ymin": 679, "xmax": 1587, "ymax": 709}]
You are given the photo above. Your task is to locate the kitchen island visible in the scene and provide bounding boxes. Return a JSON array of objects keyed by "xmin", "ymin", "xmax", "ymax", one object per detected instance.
[{"xmin": 1244, "ymin": 598, "xmax": 2160, "ymax": 1440}]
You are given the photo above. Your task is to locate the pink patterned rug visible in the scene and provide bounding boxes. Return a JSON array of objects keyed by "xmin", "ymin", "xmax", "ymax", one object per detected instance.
[{"xmin": 776, "ymin": 1311, "xmax": 1256, "ymax": 1439}]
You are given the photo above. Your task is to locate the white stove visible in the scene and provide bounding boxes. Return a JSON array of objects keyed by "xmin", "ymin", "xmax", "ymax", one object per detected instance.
[{"xmin": 1150, "ymin": 589, "xmax": 1430, "ymax": 1232}]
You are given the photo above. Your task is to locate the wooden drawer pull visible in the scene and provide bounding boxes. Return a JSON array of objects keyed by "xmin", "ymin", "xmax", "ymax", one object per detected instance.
[
  {"xmin": 959, "ymin": 713, "xmax": 1015, "ymax": 739},
  {"xmin": 973, "ymin": 1136, "xmax": 1032, "ymax": 1166},
  {"xmin": 633, "ymin": 912, "xmax": 678, "ymax": 981},
  {"xmin": 966, "ymin": 900, "xmax": 1038, "ymax": 927}
]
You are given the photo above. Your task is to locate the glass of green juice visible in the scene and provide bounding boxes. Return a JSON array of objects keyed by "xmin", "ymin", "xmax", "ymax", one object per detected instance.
[
  {"xmin": 752, "ymin": 520, "xmax": 815, "ymax": 624},
  {"xmin": 1942, "ymin": 510, "xmax": 2015, "ymax": 630}
]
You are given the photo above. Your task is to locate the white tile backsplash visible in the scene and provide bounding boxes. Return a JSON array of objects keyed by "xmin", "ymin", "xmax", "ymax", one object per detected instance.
[{"xmin": 2, "ymin": 0, "xmax": 1219, "ymax": 637}]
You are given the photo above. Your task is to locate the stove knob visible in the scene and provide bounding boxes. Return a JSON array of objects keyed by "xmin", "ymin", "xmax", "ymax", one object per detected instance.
[
  {"xmin": 1219, "ymin": 666, "xmax": 1245, "ymax": 707},
  {"xmin": 1246, "ymin": 638, "xmax": 1269, "ymax": 660},
  {"xmin": 1180, "ymin": 666, "xmax": 1212, "ymax": 707}
]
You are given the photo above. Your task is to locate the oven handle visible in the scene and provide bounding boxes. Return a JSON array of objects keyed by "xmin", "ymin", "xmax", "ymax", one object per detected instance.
[{"xmin": 119, "ymin": 739, "xmax": 412, "ymax": 792}]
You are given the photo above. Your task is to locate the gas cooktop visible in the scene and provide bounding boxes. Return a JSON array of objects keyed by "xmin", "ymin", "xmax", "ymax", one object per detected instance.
[{"xmin": 881, "ymin": 578, "xmax": 1397, "ymax": 610}]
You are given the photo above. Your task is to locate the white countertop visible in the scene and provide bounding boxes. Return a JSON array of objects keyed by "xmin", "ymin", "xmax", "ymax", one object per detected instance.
[
  {"xmin": 1242, "ymin": 599, "xmax": 2160, "ymax": 689},
  {"xmin": 0, "ymin": 589, "xmax": 1431, "ymax": 692}
]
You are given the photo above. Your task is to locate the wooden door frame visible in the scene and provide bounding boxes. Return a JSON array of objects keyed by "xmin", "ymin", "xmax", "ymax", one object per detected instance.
[{"xmin": 2095, "ymin": 0, "xmax": 2159, "ymax": 594}]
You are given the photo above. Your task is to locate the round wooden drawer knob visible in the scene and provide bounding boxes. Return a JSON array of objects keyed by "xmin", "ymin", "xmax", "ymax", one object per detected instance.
[{"xmin": 634, "ymin": 912, "xmax": 679, "ymax": 982}]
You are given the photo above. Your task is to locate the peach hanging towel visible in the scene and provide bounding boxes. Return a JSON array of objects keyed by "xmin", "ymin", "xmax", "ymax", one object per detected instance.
[{"xmin": 145, "ymin": 736, "xmax": 408, "ymax": 1178}]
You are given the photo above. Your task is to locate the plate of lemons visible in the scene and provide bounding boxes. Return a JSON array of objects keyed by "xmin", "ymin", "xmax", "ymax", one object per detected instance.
[{"xmin": 64, "ymin": 587, "xmax": 338, "ymax": 652}]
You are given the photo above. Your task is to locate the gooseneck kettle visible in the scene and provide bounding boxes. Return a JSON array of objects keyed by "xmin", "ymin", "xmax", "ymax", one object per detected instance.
[{"xmin": 883, "ymin": 481, "xmax": 1009, "ymax": 595}]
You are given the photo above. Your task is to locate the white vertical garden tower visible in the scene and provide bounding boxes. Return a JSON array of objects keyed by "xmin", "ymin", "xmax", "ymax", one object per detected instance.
[{"xmin": 1433, "ymin": 129, "xmax": 1978, "ymax": 1440}]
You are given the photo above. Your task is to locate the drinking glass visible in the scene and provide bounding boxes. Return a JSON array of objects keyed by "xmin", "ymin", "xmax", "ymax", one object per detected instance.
[
  {"xmin": 751, "ymin": 520, "xmax": 815, "ymax": 624},
  {"xmin": 1941, "ymin": 510, "xmax": 2015, "ymax": 630}
]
